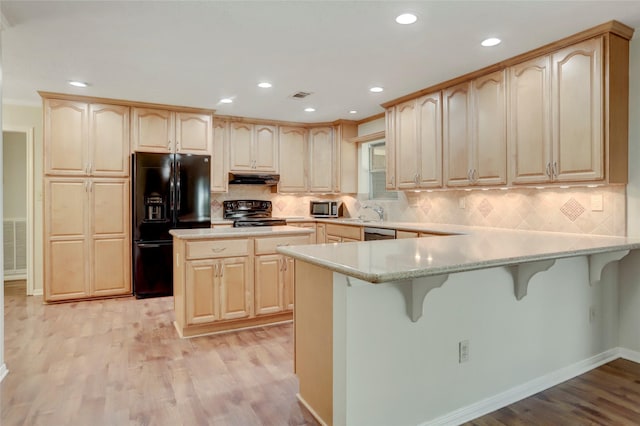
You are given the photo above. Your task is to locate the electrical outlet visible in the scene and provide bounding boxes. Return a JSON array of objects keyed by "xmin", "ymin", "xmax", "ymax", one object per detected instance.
[
  {"xmin": 458, "ymin": 197, "xmax": 466, "ymax": 209},
  {"xmin": 591, "ymin": 194, "xmax": 604, "ymax": 212},
  {"xmin": 459, "ymin": 340, "xmax": 469, "ymax": 363},
  {"xmin": 589, "ymin": 305, "xmax": 597, "ymax": 323}
]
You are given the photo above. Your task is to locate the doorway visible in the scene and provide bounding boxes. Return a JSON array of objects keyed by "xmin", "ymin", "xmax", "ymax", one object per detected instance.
[{"xmin": 2, "ymin": 128, "xmax": 34, "ymax": 295}]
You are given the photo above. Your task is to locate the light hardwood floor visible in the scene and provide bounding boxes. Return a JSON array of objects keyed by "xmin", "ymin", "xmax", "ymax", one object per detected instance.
[
  {"xmin": 1, "ymin": 286, "xmax": 318, "ymax": 426},
  {"xmin": 2, "ymin": 285, "xmax": 640, "ymax": 425}
]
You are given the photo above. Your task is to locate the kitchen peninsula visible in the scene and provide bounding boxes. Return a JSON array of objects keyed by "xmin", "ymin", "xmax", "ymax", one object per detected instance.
[
  {"xmin": 278, "ymin": 227, "xmax": 640, "ymax": 426},
  {"xmin": 170, "ymin": 226, "xmax": 313, "ymax": 337}
]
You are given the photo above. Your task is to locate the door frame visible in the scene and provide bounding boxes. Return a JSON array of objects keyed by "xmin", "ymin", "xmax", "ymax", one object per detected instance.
[{"xmin": 3, "ymin": 126, "xmax": 35, "ymax": 295}]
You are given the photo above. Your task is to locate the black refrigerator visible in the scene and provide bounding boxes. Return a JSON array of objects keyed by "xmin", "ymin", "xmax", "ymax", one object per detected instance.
[{"xmin": 132, "ymin": 152, "xmax": 211, "ymax": 298}]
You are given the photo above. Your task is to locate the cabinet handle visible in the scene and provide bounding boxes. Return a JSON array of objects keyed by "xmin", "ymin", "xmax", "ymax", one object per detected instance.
[
  {"xmin": 545, "ymin": 162, "xmax": 551, "ymax": 178},
  {"xmin": 88, "ymin": 162, "xmax": 92, "ymax": 174},
  {"xmin": 276, "ymin": 243, "xmax": 290, "ymax": 247},
  {"xmin": 473, "ymin": 169, "xmax": 478, "ymax": 183},
  {"xmin": 553, "ymin": 162, "xmax": 559, "ymax": 179},
  {"xmin": 279, "ymin": 258, "xmax": 284, "ymax": 272},
  {"xmin": 168, "ymin": 140, "xmax": 172, "ymax": 149},
  {"xmin": 84, "ymin": 181, "xmax": 89, "ymax": 192},
  {"xmin": 219, "ymin": 264, "xmax": 224, "ymax": 277},
  {"xmin": 214, "ymin": 263, "xmax": 219, "ymax": 277},
  {"xmin": 211, "ymin": 247, "xmax": 226, "ymax": 253}
]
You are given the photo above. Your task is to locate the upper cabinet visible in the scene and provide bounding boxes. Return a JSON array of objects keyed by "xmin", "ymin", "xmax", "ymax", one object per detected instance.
[
  {"xmin": 386, "ymin": 22, "xmax": 631, "ymax": 190},
  {"xmin": 510, "ymin": 38, "xmax": 603, "ymax": 184},
  {"xmin": 211, "ymin": 119, "xmax": 229, "ymax": 193},
  {"xmin": 131, "ymin": 107, "xmax": 212, "ymax": 155},
  {"xmin": 44, "ymin": 99, "xmax": 130, "ymax": 177},
  {"xmin": 308, "ymin": 127, "xmax": 335, "ymax": 192},
  {"xmin": 393, "ymin": 93, "xmax": 443, "ymax": 190},
  {"xmin": 443, "ymin": 70, "xmax": 506, "ymax": 187},
  {"xmin": 278, "ymin": 126, "xmax": 308, "ymax": 192},
  {"xmin": 229, "ymin": 122, "xmax": 278, "ymax": 173}
]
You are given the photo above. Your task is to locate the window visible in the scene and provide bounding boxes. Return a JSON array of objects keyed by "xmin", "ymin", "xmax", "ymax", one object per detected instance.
[{"xmin": 368, "ymin": 142, "xmax": 397, "ymax": 200}]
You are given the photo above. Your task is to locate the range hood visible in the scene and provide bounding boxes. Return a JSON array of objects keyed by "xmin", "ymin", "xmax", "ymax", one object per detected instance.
[{"xmin": 228, "ymin": 172, "xmax": 280, "ymax": 186}]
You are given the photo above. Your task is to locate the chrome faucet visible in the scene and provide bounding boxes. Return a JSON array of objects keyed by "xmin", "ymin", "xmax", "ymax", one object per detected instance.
[{"xmin": 362, "ymin": 204, "xmax": 384, "ymax": 221}]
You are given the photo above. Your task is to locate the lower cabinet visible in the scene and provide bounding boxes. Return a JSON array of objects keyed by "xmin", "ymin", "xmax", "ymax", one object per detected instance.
[
  {"xmin": 325, "ymin": 223, "xmax": 363, "ymax": 242},
  {"xmin": 255, "ymin": 254, "xmax": 290, "ymax": 315}
]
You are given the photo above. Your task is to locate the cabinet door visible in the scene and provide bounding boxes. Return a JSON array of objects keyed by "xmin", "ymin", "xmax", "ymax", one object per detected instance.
[
  {"xmin": 327, "ymin": 235, "xmax": 341, "ymax": 243},
  {"xmin": 308, "ymin": 127, "xmax": 334, "ymax": 192},
  {"xmin": 385, "ymin": 108, "xmax": 397, "ymax": 190},
  {"xmin": 44, "ymin": 178, "xmax": 89, "ymax": 301},
  {"xmin": 89, "ymin": 104, "xmax": 130, "ymax": 177},
  {"xmin": 175, "ymin": 112, "xmax": 212, "ymax": 154},
  {"xmin": 254, "ymin": 125, "xmax": 278, "ymax": 172},
  {"xmin": 396, "ymin": 230, "xmax": 419, "ymax": 239},
  {"xmin": 417, "ymin": 93, "xmax": 443, "ymax": 188},
  {"xmin": 255, "ymin": 254, "xmax": 283, "ymax": 315},
  {"xmin": 186, "ymin": 260, "xmax": 218, "ymax": 325},
  {"xmin": 509, "ymin": 55, "xmax": 553, "ymax": 184},
  {"xmin": 279, "ymin": 126, "xmax": 308, "ymax": 192},
  {"xmin": 229, "ymin": 123, "xmax": 254, "ymax": 171},
  {"xmin": 552, "ymin": 37, "xmax": 603, "ymax": 182},
  {"xmin": 44, "ymin": 99, "xmax": 88, "ymax": 176},
  {"xmin": 443, "ymin": 82, "xmax": 472, "ymax": 186},
  {"xmin": 283, "ymin": 257, "xmax": 295, "ymax": 311},
  {"xmin": 473, "ymin": 70, "xmax": 507, "ymax": 185},
  {"xmin": 219, "ymin": 256, "xmax": 251, "ymax": 320},
  {"xmin": 131, "ymin": 107, "xmax": 174, "ymax": 153},
  {"xmin": 316, "ymin": 223, "xmax": 327, "ymax": 244},
  {"xmin": 395, "ymin": 100, "xmax": 419, "ymax": 189},
  {"xmin": 211, "ymin": 119, "xmax": 229, "ymax": 192},
  {"xmin": 90, "ymin": 179, "xmax": 131, "ymax": 296}
]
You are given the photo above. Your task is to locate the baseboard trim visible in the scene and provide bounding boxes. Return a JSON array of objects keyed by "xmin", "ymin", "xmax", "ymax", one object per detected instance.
[
  {"xmin": 32, "ymin": 288, "xmax": 43, "ymax": 296},
  {"xmin": 423, "ymin": 348, "xmax": 621, "ymax": 426},
  {"xmin": 296, "ymin": 393, "xmax": 329, "ymax": 426},
  {"xmin": 618, "ymin": 347, "xmax": 640, "ymax": 364},
  {"xmin": 0, "ymin": 364, "xmax": 8, "ymax": 383}
]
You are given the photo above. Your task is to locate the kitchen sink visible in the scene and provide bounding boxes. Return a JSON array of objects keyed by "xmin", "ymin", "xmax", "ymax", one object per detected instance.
[{"xmin": 339, "ymin": 218, "xmax": 381, "ymax": 224}]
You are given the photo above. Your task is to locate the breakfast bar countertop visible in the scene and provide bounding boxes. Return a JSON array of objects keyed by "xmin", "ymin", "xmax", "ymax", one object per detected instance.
[{"xmin": 277, "ymin": 225, "xmax": 640, "ymax": 283}]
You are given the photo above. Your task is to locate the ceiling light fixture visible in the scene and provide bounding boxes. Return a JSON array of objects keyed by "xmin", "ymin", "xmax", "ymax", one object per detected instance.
[
  {"xmin": 370, "ymin": 86, "xmax": 384, "ymax": 93},
  {"xmin": 68, "ymin": 80, "xmax": 88, "ymax": 88},
  {"xmin": 220, "ymin": 98, "xmax": 233, "ymax": 104},
  {"xmin": 349, "ymin": 110, "xmax": 357, "ymax": 114},
  {"xmin": 395, "ymin": 13, "xmax": 417, "ymax": 25},
  {"xmin": 481, "ymin": 37, "xmax": 501, "ymax": 47},
  {"xmin": 258, "ymin": 82, "xmax": 272, "ymax": 88},
  {"xmin": 304, "ymin": 107, "xmax": 316, "ymax": 112}
]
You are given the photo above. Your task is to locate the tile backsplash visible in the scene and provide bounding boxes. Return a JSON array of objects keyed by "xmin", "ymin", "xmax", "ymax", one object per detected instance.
[{"xmin": 212, "ymin": 185, "xmax": 626, "ymax": 236}]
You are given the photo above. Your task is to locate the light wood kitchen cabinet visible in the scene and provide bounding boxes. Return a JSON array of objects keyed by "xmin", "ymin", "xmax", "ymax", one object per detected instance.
[
  {"xmin": 385, "ymin": 108, "xmax": 397, "ymax": 190},
  {"xmin": 289, "ymin": 222, "xmax": 317, "ymax": 243},
  {"xmin": 333, "ymin": 122, "xmax": 358, "ymax": 194},
  {"xmin": 211, "ymin": 119, "xmax": 229, "ymax": 192},
  {"xmin": 396, "ymin": 230, "xmax": 419, "ymax": 239},
  {"xmin": 131, "ymin": 107, "xmax": 212, "ymax": 154},
  {"xmin": 509, "ymin": 55, "xmax": 553, "ymax": 184},
  {"xmin": 229, "ymin": 122, "xmax": 278, "ymax": 172},
  {"xmin": 44, "ymin": 99, "xmax": 130, "ymax": 177},
  {"xmin": 551, "ymin": 37, "xmax": 603, "ymax": 182},
  {"xmin": 394, "ymin": 93, "xmax": 443, "ymax": 189},
  {"xmin": 316, "ymin": 223, "xmax": 327, "ymax": 243},
  {"xmin": 44, "ymin": 177, "xmax": 130, "ymax": 302},
  {"xmin": 308, "ymin": 127, "xmax": 335, "ymax": 192},
  {"xmin": 325, "ymin": 223, "xmax": 363, "ymax": 242},
  {"xmin": 218, "ymin": 256, "xmax": 252, "ymax": 320},
  {"xmin": 278, "ymin": 126, "xmax": 308, "ymax": 192},
  {"xmin": 254, "ymin": 234, "xmax": 311, "ymax": 315},
  {"xmin": 444, "ymin": 71, "xmax": 506, "ymax": 187},
  {"xmin": 510, "ymin": 37, "xmax": 603, "ymax": 184}
]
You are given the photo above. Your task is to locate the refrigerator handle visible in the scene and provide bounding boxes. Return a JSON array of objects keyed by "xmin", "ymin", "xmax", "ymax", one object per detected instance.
[
  {"xmin": 177, "ymin": 161, "xmax": 182, "ymax": 211},
  {"xmin": 170, "ymin": 161, "xmax": 175, "ymax": 213}
]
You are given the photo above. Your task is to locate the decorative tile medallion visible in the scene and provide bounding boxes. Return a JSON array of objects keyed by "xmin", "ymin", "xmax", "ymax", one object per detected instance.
[
  {"xmin": 560, "ymin": 197, "xmax": 585, "ymax": 222},
  {"xmin": 477, "ymin": 198, "xmax": 493, "ymax": 218}
]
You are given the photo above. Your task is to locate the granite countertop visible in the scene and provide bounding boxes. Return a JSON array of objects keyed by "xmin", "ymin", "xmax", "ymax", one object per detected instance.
[
  {"xmin": 170, "ymin": 225, "xmax": 313, "ymax": 240},
  {"xmin": 277, "ymin": 226, "xmax": 640, "ymax": 283}
]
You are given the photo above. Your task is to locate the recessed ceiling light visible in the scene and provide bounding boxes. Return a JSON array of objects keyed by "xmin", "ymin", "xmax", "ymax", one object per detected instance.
[
  {"xmin": 481, "ymin": 37, "xmax": 501, "ymax": 47},
  {"xmin": 304, "ymin": 107, "xmax": 316, "ymax": 112},
  {"xmin": 220, "ymin": 98, "xmax": 233, "ymax": 104},
  {"xmin": 370, "ymin": 86, "xmax": 384, "ymax": 93},
  {"xmin": 395, "ymin": 13, "xmax": 417, "ymax": 25},
  {"xmin": 349, "ymin": 110, "xmax": 358, "ymax": 114},
  {"xmin": 68, "ymin": 80, "xmax": 88, "ymax": 88},
  {"xmin": 258, "ymin": 82, "xmax": 272, "ymax": 88}
]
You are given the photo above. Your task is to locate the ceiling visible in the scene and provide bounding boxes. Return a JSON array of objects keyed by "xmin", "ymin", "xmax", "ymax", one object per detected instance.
[{"xmin": 2, "ymin": 1, "xmax": 640, "ymax": 124}]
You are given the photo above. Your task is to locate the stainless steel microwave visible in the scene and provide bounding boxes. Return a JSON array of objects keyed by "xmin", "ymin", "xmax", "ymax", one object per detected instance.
[{"xmin": 310, "ymin": 201, "xmax": 343, "ymax": 218}]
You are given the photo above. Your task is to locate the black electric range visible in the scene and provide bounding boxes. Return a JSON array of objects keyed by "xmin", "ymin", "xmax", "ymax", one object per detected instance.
[{"xmin": 223, "ymin": 200, "xmax": 287, "ymax": 227}]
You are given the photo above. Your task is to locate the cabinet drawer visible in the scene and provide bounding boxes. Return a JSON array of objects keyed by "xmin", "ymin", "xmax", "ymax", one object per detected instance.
[
  {"xmin": 255, "ymin": 235, "xmax": 312, "ymax": 255},
  {"xmin": 325, "ymin": 224, "xmax": 362, "ymax": 241},
  {"xmin": 186, "ymin": 239, "xmax": 251, "ymax": 259}
]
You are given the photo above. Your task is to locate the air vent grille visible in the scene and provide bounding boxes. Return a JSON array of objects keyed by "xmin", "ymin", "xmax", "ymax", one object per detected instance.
[{"xmin": 290, "ymin": 91, "xmax": 312, "ymax": 99}]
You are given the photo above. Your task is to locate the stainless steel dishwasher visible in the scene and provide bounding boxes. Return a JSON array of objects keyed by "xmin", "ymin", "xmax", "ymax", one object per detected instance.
[{"xmin": 363, "ymin": 226, "xmax": 396, "ymax": 241}]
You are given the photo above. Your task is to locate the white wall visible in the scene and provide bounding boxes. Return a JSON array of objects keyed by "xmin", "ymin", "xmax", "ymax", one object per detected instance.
[
  {"xmin": 334, "ymin": 258, "xmax": 620, "ymax": 425},
  {"xmin": 2, "ymin": 104, "xmax": 43, "ymax": 294},
  {"xmin": 3, "ymin": 131, "xmax": 26, "ymax": 218}
]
